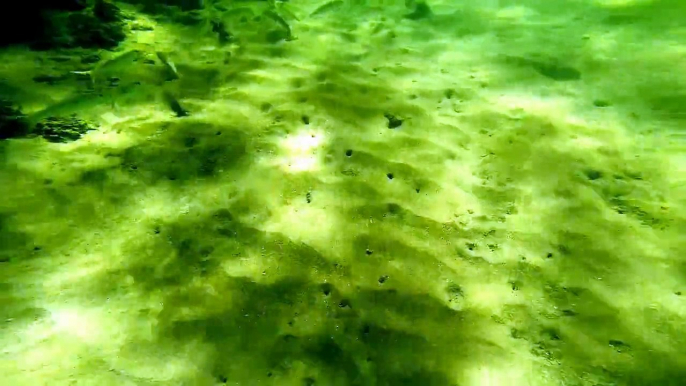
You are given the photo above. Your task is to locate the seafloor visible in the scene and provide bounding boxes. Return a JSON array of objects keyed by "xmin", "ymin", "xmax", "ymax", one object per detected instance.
[{"xmin": 1, "ymin": 0, "xmax": 685, "ymax": 385}]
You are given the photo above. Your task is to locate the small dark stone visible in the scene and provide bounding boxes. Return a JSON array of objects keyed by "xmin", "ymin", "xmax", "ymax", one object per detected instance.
[
  {"xmin": 365, "ymin": 249, "xmax": 373, "ymax": 255},
  {"xmin": 321, "ymin": 283, "xmax": 333, "ymax": 296},
  {"xmin": 547, "ymin": 252, "xmax": 553, "ymax": 258},
  {"xmin": 345, "ymin": 149, "xmax": 353, "ymax": 157},
  {"xmin": 33, "ymin": 246, "xmax": 42, "ymax": 251},
  {"xmin": 386, "ymin": 173, "xmax": 394, "ymax": 180},
  {"xmin": 378, "ymin": 275, "xmax": 388, "ymax": 284},
  {"xmin": 609, "ymin": 340, "xmax": 630, "ymax": 352},
  {"xmin": 384, "ymin": 113, "xmax": 403, "ymax": 129},
  {"xmin": 593, "ymin": 100, "xmax": 611, "ymax": 107},
  {"xmin": 585, "ymin": 169, "xmax": 603, "ymax": 180},
  {"xmin": 302, "ymin": 115, "xmax": 310, "ymax": 124}
]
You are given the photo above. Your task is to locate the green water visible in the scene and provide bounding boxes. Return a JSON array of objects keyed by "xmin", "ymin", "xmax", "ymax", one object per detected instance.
[{"xmin": 1, "ymin": 0, "xmax": 685, "ymax": 385}]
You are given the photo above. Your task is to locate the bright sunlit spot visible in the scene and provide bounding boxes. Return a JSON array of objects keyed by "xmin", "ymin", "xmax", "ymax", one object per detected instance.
[
  {"xmin": 276, "ymin": 129, "xmax": 326, "ymax": 172},
  {"xmin": 50, "ymin": 307, "xmax": 99, "ymax": 343}
]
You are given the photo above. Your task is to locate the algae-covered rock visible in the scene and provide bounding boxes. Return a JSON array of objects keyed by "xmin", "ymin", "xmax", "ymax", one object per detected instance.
[
  {"xmin": 119, "ymin": 0, "xmax": 204, "ymax": 13},
  {"xmin": 39, "ymin": 1, "xmax": 126, "ymax": 50},
  {"xmin": 34, "ymin": 115, "xmax": 96, "ymax": 143},
  {"xmin": 0, "ymin": 0, "xmax": 125, "ymax": 50},
  {"xmin": 0, "ymin": 100, "xmax": 30, "ymax": 140}
]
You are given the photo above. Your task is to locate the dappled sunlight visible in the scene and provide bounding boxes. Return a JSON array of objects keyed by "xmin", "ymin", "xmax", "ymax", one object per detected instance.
[
  {"xmin": 274, "ymin": 128, "xmax": 327, "ymax": 173},
  {"xmin": 1, "ymin": 0, "xmax": 685, "ymax": 385}
]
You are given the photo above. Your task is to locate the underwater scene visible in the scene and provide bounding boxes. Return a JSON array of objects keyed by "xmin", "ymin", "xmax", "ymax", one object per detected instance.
[{"xmin": 0, "ymin": 0, "xmax": 685, "ymax": 385}]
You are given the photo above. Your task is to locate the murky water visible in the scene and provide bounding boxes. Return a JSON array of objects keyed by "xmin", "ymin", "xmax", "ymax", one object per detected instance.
[{"xmin": 1, "ymin": 1, "xmax": 685, "ymax": 385}]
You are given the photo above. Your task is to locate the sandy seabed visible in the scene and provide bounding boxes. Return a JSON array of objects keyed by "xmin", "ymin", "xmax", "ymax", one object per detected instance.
[{"xmin": 1, "ymin": 0, "xmax": 685, "ymax": 385}]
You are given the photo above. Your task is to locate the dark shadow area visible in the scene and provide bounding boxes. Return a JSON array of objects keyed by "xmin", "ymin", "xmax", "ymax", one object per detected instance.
[
  {"xmin": 0, "ymin": 213, "xmax": 31, "ymax": 263},
  {"xmin": 158, "ymin": 276, "xmax": 476, "ymax": 385},
  {"xmin": 0, "ymin": 0, "xmax": 125, "ymax": 50},
  {"xmin": 117, "ymin": 121, "xmax": 249, "ymax": 184}
]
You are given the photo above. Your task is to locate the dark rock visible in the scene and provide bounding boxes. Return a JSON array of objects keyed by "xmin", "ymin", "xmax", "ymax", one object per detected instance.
[
  {"xmin": 120, "ymin": 0, "xmax": 204, "ymax": 12},
  {"xmin": 0, "ymin": 100, "xmax": 30, "ymax": 140},
  {"xmin": 345, "ymin": 149, "xmax": 353, "ymax": 157},
  {"xmin": 384, "ymin": 113, "xmax": 403, "ymax": 129},
  {"xmin": 609, "ymin": 340, "xmax": 630, "ymax": 352},
  {"xmin": 321, "ymin": 283, "xmax": 333, "ymax": 296},
  {"xmin": 33, "ymin": 115, "xmax": 96, "ymax": 143},
  {"xmin": 62, "ymin": 11, "xmax": 125, "ymax": 49},
  {"xmin": 593, "ymin": 100, "xmax": 611, "ymax": 107},
  {"xmin": 584, "ymin": 169, "xmax": 603, "ymax": 180},
  {"xmin": 405, "ymin": 1, "xmax": 433, "ymax": 20},
  {"xmin": 94, "ymin": 0, "xmax": 121, "ymax": 23}
]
